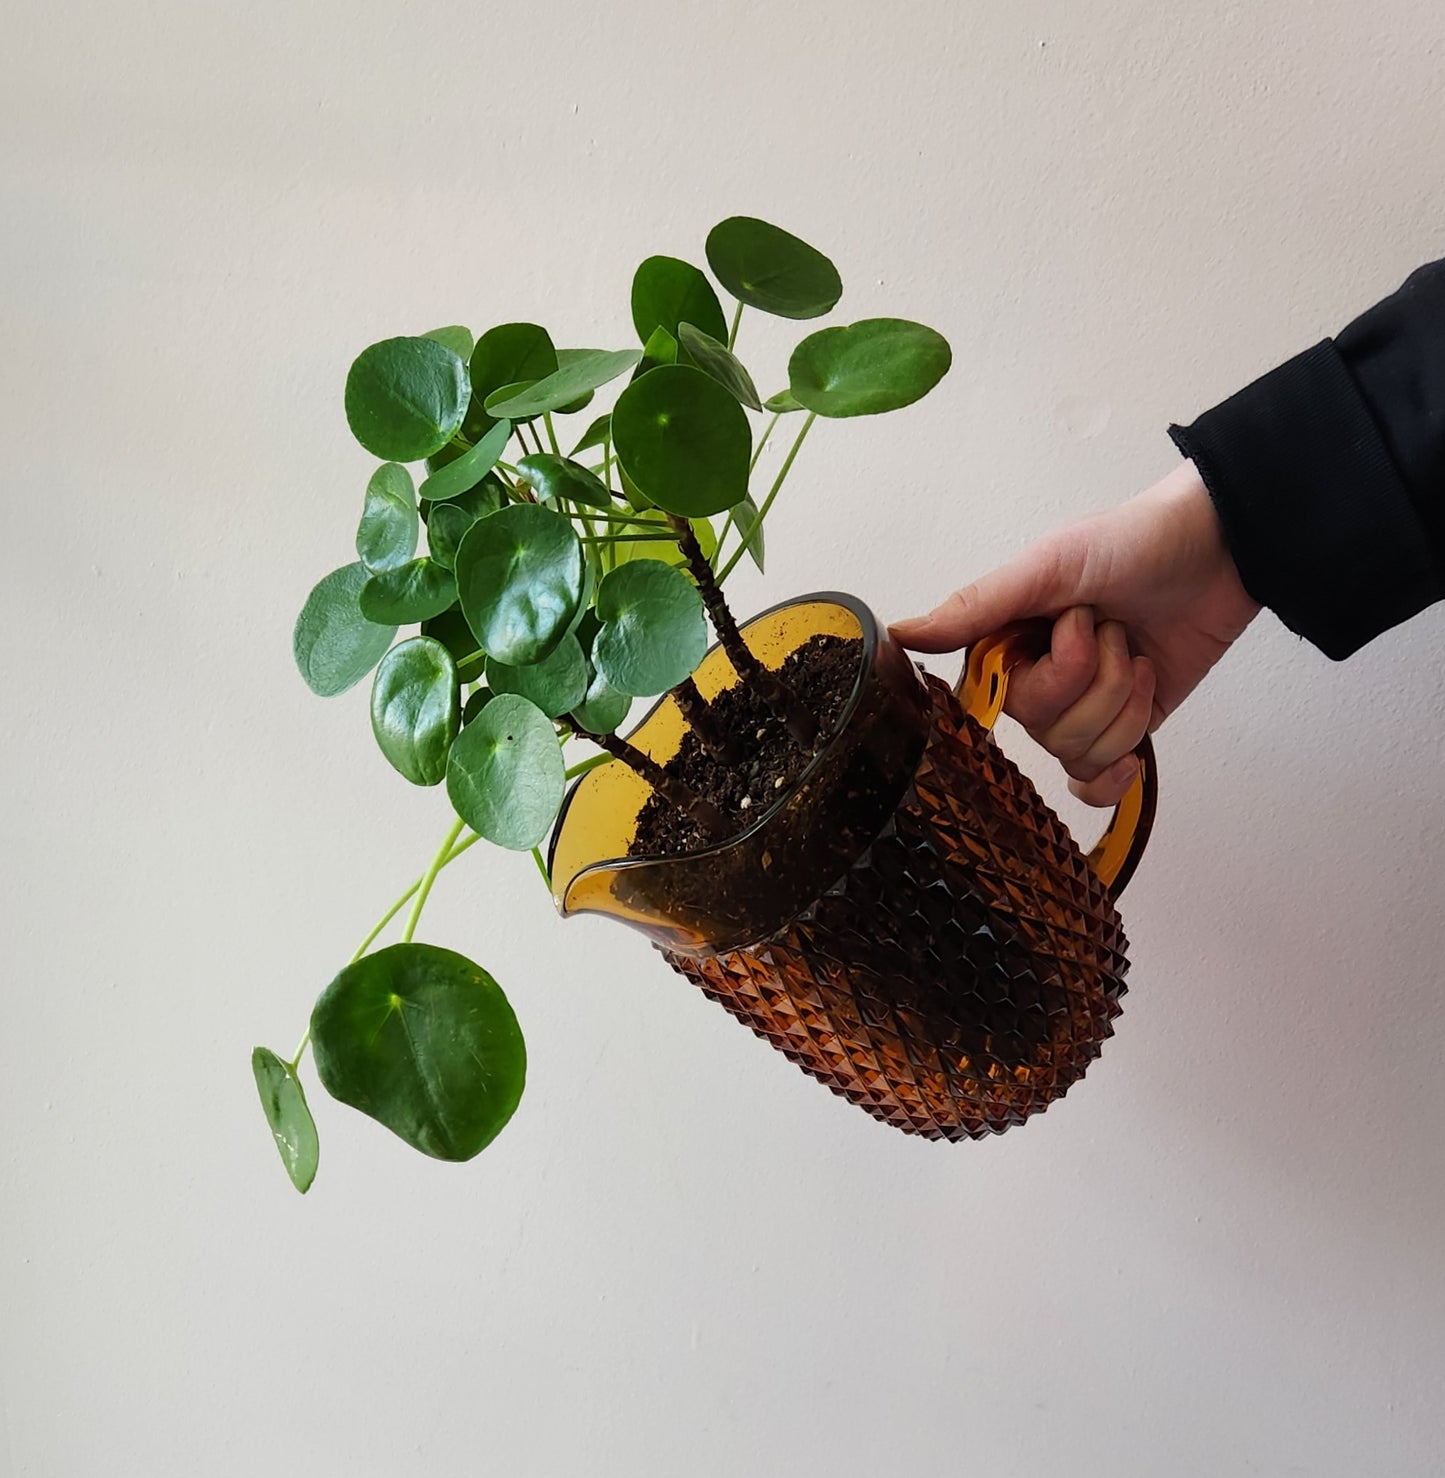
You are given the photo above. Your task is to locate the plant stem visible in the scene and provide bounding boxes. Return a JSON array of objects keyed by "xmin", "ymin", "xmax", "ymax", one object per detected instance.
[
  {"xmin": 564, "ymin": 752, "xmax": 614, "ymax": 781},
  {"xmin": 672, "ymin": 675, "xmax": 742, "ymax": 762},
  {"xmin": 727, "ymin": 300, "xmax": 744, "ymax": 352},
  {"xmin": 531, "ymin": 846, "xmax": 551, "ymax": 888},
  {"xmin": 543, "ymin": 413, "xmax": 561, "ymax": 457},
  {"xmin": 749, "ymin": 411, "xmax": 782, "ymax": 473},
  {"xmin": 717, "ymin": 413, "xmax": 815, "ymax": 586},
  {"xmin": 290, "ymin": 828, "xmax": 482, "ymax": 1069},
  {"xmin": 667, "ymin": 514, "xmax": 818, "ymax": 747},
  {"xmin": 403, "ymin": 816, "xmax": 468, "ymax": 944},
  {"xmin": 570, "ymin": 719, "xmax": 727, "ymax": 835}
]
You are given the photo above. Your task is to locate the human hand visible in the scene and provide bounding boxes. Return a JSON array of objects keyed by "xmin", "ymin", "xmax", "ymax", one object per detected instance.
[{"xmin": 890, "ymin": 461, "xmax": 1260, "ymax": 806}]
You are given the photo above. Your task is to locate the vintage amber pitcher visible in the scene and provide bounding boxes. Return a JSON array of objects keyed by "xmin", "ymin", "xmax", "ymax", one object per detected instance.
[{"xmin": 549, "ymin": 593, "xmax": 1156, "ymax": 1140}]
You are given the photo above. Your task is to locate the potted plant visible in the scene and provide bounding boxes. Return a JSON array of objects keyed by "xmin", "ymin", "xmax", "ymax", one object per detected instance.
[{"xmin": 254, "ymin": 217, "xmax": 1154, "ymax": 1194}]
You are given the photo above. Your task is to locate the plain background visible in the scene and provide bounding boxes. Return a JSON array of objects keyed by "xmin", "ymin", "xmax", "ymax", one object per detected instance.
[{"xmin": 4, "ymin": 2, "xmax": 1445, "ymax": 1474}]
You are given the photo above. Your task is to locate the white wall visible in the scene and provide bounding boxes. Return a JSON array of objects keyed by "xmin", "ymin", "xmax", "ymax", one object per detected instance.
[{"xmin": 5, "ymin": 2, "xmax": 1444, "ymax": 1473}]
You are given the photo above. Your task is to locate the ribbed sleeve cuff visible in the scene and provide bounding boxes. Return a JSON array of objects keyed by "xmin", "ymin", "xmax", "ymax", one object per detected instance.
[{"xmin": 1169, "ymin": 339, "xmax": 1444, "ymax": 660}]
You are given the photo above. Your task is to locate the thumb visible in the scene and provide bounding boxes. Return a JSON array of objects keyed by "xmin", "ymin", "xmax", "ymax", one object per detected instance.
[{"xmin": 890, "ymin": 541, "xmax": 1071, "ymax": 654}]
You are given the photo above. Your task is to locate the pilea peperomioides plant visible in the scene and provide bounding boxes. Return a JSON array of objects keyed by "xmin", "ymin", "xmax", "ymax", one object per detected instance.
[{"xmin": 254, "ymin": 217, "xmax": 952, "ymax": 1192}]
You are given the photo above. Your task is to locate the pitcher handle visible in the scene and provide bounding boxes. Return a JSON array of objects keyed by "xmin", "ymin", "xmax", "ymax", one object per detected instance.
[{"xmin": 956, "ymin": 619, "xmax": 1157, "ymax": 898}]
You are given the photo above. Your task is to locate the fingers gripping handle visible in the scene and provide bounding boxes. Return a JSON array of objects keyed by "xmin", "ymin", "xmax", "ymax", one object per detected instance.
[{"xmin": 956, "ymin": 620, "xmax": 1157, "ymax": 898}]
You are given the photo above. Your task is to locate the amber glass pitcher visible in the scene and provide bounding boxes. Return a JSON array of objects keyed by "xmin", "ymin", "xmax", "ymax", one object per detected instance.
[{"xmin": 549, "ymin": 594, "xmax": 1156, "ymax": 1140}]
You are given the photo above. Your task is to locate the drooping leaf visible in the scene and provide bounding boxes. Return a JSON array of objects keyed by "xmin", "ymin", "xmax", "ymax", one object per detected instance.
[
  {"xmin": 630, "ymin": 255, "xmax": 728, "ymax": 344},
  {"xmin": 446, "ymin": 693, "xmax": 565, "ymax": 849},
  {"xmin": 515, "ymin": 453, "xmax": 611, "ymax": 510},
  {"xmin": 763, "ymin": 387, "xmax": 803, "ymax": 413},
  {"xmin": 464, "ymin": 323, "xmax": 558, "ymax": 439},
  {"xmin": 570, "ymin": 414, "xmax": 612, "ymax": 457},
  {"xmin": 310, "ymin": 943, "xmax": 525, "ymax": 1162},
  {"xmin": 454, "ymin": 504, "xmax": 584, "ymax": 667},
  {"xmin": 359, "ymin": 558, "xmax": 457, "ymax": 625},
  {"xmin": 608, "ymin": 509, "xmax": 712, "ymax": 572},
  {"xmin": 345, "ymin": 337, "xmax": 470, "ymax": 461},
  {"xmin": 728, "ymin": 494, "xmax": 765, "ymax": 572},
  {"xmin": 421, "ymin": 608, "xmax": 485, "ymax": 683},
  {"xmin": 423, "ymin": 325, "xmax": 474, "ymax": 360},
  {"xmin": 677, "ymin": 322, "xmax": 762, "ymax": 410},
  {"xmin": 370, "ymin": 637, "xmax": 459, "ymax": 785},
  {"xmin": 251, "ymin": 1047, "xmax": 319, "ymax": 1193},
  {"xmin": 593, "ymin": 559, "xmax": 708, "ymax": 697},
  {"xmin": 611, "ymin": 365, "xmax": 751, "ymax": 517},
  {"xmin": 552, "ymin": 349, "xmax": 600, "ymax": 415},
  {"xmin": 485, "ymin": 634, "xmax": 589, "ymax": 719},
  {"xmin": 418, "ymin": 419, "xmax": 512, "ymax": 502},
  {"xmin": 788, "ymin": 318, "xmax": 952, "ymax": 418},
  {"xmin": 294, "ymin": 563, "xmax": 397, "ymax": 697},
  {"xmin": 485, "ymin": 349, "xmax": 640, "ymax": 421},
  {"xmin": 705, "ymin": 217, "xmax": 842, "ymax": 320},
  {"xmin": 355, "ymin": 463, "xmax": 419, "ymax": 573},
  {"xmin": 571, "ymin": 664, "xmax": 630, "ymax": 734}
]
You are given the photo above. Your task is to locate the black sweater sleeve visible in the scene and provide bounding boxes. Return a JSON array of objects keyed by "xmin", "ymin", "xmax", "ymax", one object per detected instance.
[{"xmin": 1168, "ymin": 260, "xmax": 1445, "ymax": 659}]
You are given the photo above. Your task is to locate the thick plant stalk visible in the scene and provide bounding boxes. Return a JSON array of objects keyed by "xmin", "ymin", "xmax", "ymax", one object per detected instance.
[
  {"xmin": 570, "ymin": 719, "xmax": 728, "ymax": 837},
  {"xmin": 672, "ymin": 676, "xmax": 743, "ymax": 763},
  {"xmin": 667, "ymin": 515, "xmax": 818, "ymax": 747}
]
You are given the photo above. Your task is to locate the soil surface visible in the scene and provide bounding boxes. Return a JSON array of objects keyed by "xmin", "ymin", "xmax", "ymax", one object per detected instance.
[{"xmin": 630, "ymin": 634, "xmax": 862, "ymax": 859}]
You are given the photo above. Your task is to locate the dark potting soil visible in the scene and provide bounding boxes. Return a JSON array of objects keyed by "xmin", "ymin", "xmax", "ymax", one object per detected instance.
[{"xmin": 629, "ymin": 633, "xmax": 863, "ymax": 860}]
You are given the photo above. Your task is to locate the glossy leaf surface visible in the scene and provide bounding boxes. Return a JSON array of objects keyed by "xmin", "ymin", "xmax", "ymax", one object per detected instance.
[
  {"xmin": 485, "ymin": 634, "xmax": 589, "ymax": 719},
  {"xmin": 423, "ymin": 325, "xmax": 474, "ymax": 360},
  {"xmin": 418, "ymin": 419, "xmax": 511, "ymax": 502},
  {"xmin": 788, "ymin": 317, "xmax": 952, "ymax": 418},
  {"xmin": 421, "ymin": 608, "xmax": 485, "ymax": 683},
  {"xmin": 611, "ymin": 365, "xmax": 750, "ymax": 517},
  {"xmin": 294, "ymin": 563, "xmax": 397, "ymax": 697},
  {"xmin": 705, "ymin": 217, "xmax": 842, "ymax": 320},
  {"xmin": 370, "ymin": 637, "xmax": 459, "ymax": 785},
  {"xmin": 310, "ymin": 943, "xmax": 525, "ymax": 1162},
  {"xmin": 446, "ymin": 693, "xmax": 564, "ymax": 849},
  {"xmin": 571, "ymin": 666, "xmax": 630, "ymax": 734},
  {"xmin": 355, "ymin": 463, "xmax": 419, "ymax": 573},
  {"xmin": 486, "ymin": 349, "xmax": 640, "ymax": 421},
  {"xmin": 515, "ymin": 453, "xmax": 611, "ymax": 510},
  {"xmin": 359, "ymin": 557, "xmax": 457, "ymax": 625},
  {"xmin": 454, "ymin": 505, "xmax": 583, "ymax": 666},
  {"xmin": 630, "ymin": 255, "xmax": 728, "ymax": 345},
  {"xmin": 251, "ymin": 1047, "xmax": 319, "ymax": 1193},
  {"xmin": 345, "ymin": 337, "xmax": 470, "ymax": 461},
  {"xmin": 593, "ymin": 559, "xmax": 708, "ymax": 696},
  {"xmin": 424, "ymin": 502, "xmax": 478, "ymax": 572},
  {"xmin": 677, "ymin": 322, "xmax": 762, "ymax": 410}
]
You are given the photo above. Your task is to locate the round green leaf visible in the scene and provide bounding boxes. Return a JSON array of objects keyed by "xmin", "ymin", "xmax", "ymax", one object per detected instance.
[
  {"xmin": 486, "ymin": 349, "xmax": 641, "ymax": 421},
  {"xmin": 294, "ymin": 563, "xmax": 397, "ymax": 697},
  {"xmin": 570, "ymin": 413, "xmax": 611, "ymax": 457},
  {"xmin": 611, "ymin": 365, "xmax": 750, "ymax": 518},
  {"xmin": 630, "ymin": 255, "xmax": 728, "ymax": 344},
  {"xmin": 634, "ymin": 325, "xmax": 678, "ymax": 376},
  {"xmin": 418, "ymin": 419, "xmax": 512, "ymax": 502},
  {"xmin": 571, "ymin": 665, "xmax": 630, "ymax": 734},
  {"xmin": 370, "ymin": 637, "xmax": 459, "ymax": 786},
  {"xmin": 593, "ymin": 559, "xmax": 708, "ymax": 697},
  {"xmin": 423, "ymin": 325, "xmax": 474, "ymax": 359},
  {"xmin": 454, "ymin": 504, "xmax": 584, "ymax": 667},
  {"xmin": 310, "ymin": 942, "xmax": 525, "ymax": 1162},
  {"xmin": 788, "ymin": 318, "xmax": 952, "ymax": 418},
  {"xmin": 677, "ymin": 322, "xmax": 762, "ymax": 410},
  {"xmin": 484, "ymin": 634, "xmax": 586, "ymax": 720},
  {"xmin": 446, "ymin": 693, "xmax": 565, "ymax": 849},
  {"xmin": 359, "ymin": 558, "xmax": 457, "ymax": 625},
  {"xmin": 464, "ymin": 323, "xmax": 557, "ymax": 440},
  {"xmin": 355, "ymin": 462, "xmax": 419, "ymax": 573},
  {"xmin": 515, "ymin": 453, "xmax": 611, "ymax": 510},
  {"xmin": 422, "ymin": 608, "xmax": 485, "ymax": 683},
  {"xmin": 251, "ymin": 1046, "xmax": 319, "ymax": 1193},
  {"xmin": 345, "ymin": 337, "xmax": 470, "ymax": 461},
  {"xmin": 486, "ymin": 634, "xmax": 588, "ymax": 719},
  {"xmin": 705, "ymin": 217, "xmax": 842, "ymax": 320},
  {"xmin": 425, "ymin": 503, "xmax": 476, "ymax": 572}
]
